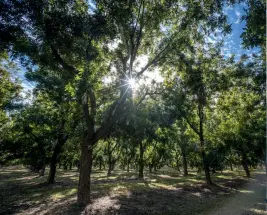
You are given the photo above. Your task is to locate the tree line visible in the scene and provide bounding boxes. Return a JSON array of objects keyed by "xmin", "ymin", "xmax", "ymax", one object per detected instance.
[{"xmin": 0, "ymin": 0, "xmax": 265, "ymax": 205}]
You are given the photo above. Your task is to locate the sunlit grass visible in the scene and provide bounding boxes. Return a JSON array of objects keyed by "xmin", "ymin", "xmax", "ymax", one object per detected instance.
[
  {"xmin": 249, "ymin": 208, "xmax": 267, "ymax": 215},
  {"xmin": 238, "ymin": 189, "xmax": 254, "ymax": 194},
  {"xmin": 0, "ymin": 166, "xmax": 263, "ymax": 215},
  {"xmin": 50, "ymin": 188, "xmax": 77, "ymax": 200}
]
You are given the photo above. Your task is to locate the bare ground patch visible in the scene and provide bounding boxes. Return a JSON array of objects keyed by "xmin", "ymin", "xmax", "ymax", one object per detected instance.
[{"xmin": 0, "ymin": 166, "xmax": 262, "ymax": 215}]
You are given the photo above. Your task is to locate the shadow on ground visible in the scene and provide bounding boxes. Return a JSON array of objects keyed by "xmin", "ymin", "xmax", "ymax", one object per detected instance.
[{"xmin": 0, "ymin": 166, "xmax": 262, "ymax": 215}]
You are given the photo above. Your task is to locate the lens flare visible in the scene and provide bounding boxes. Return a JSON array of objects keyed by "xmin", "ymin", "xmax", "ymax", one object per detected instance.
[{"xmin": 128, "ymin": 78, "xmax": 136, "ymax": 89}]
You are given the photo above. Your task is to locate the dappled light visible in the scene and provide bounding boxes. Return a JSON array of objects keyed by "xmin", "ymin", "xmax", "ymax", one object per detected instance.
[
  {"xmin": 0, "ymin": 166, "xmax": 266, "ymax": 215},
  {"xmin": 0, "ymin": 0, "xmax": 265, "ymax": 214}
]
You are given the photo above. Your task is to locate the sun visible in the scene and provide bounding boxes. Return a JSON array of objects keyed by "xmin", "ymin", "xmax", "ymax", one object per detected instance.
[{"xmin": 128, "ymin": 78, "xmax": 136, "ymax": 89}]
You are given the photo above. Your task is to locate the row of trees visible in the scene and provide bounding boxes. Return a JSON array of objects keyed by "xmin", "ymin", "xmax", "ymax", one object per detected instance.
[{"xmin": 0, "ymin": 0, "xmax": 265, "ymax": 205}]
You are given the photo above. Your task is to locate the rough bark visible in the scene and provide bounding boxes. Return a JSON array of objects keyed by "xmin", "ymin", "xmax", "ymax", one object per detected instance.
[{"xmin": 77, "ymin": 141, "xmax": 93, "ymax": 205}]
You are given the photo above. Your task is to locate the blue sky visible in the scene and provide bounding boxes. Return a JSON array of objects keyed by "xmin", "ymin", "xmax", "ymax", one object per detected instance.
[
  {"xmin": 220, "ymin": 3, "xmax": 260, "ymax": 58},
  {"xmin": 13, "ymin": 2, "xmax": 260, "ymax": 92}
]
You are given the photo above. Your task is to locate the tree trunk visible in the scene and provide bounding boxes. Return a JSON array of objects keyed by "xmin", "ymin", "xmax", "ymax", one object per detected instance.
[
  {"xmin": 127, "ymin": 160, "xmax": 130, "ymax": 172},
  {"xmin": 153, "ymin": 164, "xmax": 157, "ymax": 172},
  {"xmin": 47, "ymin": 137, "xmax": 66, "ymax": 184},
  {"xmin": 77, "ymin": 142, "xmax": 93, "ymax": 205},
  {"xmin": 47, "ymin": 154, "xmax": 57, "ymax": 183},
  {"xmin": 107, "ymin": 159, "xmax": 112, "ymax": 176},
  {"xmin": 39, "ymin": 163, "xmax": 46, "ymax": 177},
  {"xmin": 176, "ymin": 157, "xmax": 181, "ymax": 172},
  {"xmin": 139, "ymin": 141, "xmax": 144, "ymax": 179},
  {"xmin": 177, "ymin": 164, "xmax": 181, "ymax": 172},
  {"xmin": 229, "ymin": 162, "xmax": 233, "ymax": 171},
  {"xmin": 199, "ymin": 104, "xmax": 212, "ymax": 185},
  {"xmin": 63, "ymin": 162, "xmax": 68, "ymax": 170},
  {"xmin": 199, "ymin": 132, "xmax": 212, "ymax": 184},
  {"xmin": 242, "ymin": 155, "xmax": 251, "ymax": 177},
  {"xmin": 99, "ymin": 158, "xmax": 102, "ymax": 170},
  {"xmin": 107, "ymin": 141, "xmax": 112, "ymax": 176},
  {"xmin": 149, "ymin": 164, "xmax": 152, "ymax": 173},
  {"xmin": 182, "ymin": 149, "xmax": 188, "ymax": 176},
  {"xmin": 111, "ymin": 160, "xmax": 116, "ymax": 171},
  {"xmin": 201, "ymin": 147, "xmax": 212, "ymax": 185},
  {"xmin": 77, "ymin": 161, "xmax": 80, "ymax": 172}
]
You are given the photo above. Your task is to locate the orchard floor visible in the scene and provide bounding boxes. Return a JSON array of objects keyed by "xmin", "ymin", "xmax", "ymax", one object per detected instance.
[{"xmin": 0, "ymin": 166, "xmax": 266, "ymax": 215}]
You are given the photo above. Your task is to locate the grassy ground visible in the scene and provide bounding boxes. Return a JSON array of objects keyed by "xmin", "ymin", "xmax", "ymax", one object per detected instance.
[{"xmin": 0, "ymin": 166, "xmax": 264, "ymax": 215}]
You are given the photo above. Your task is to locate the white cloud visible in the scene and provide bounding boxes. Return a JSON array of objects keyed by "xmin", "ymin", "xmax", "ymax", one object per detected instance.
[
  {"xmin": 206, "ymin": 36, "xmax": 216, "ymax": 44},
  {"xmin": 235, "ymin": 10, "xmax": 241, "ymax": 18},
  {"xmin": 234, "ymin": 9, "xmax": 242, "ymax": 23},
  {"xmin": 223, "ymin": 4, "xmax": 234, "ymax": 14}
]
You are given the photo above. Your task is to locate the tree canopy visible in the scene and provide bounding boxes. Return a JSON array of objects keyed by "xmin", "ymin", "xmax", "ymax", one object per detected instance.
[{"xmin": 0, "ymin": 0, "xmax": 265, "ymax": 207}]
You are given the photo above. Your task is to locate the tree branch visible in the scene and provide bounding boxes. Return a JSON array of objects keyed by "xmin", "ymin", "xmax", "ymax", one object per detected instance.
[
  {"xmin": 184, "ymin": 117, "xmax": 200, "ymax": 136},
  {"xmin": 50, "ymin": 45, "xmax": 79, "ymax": 75},
  {"xmin": 130, "ymin": 0, "xmax": 145, "ymax": 73},
  {"xmin": 135, "ymin": 42, "xmax": 170, "ymax": 78}
]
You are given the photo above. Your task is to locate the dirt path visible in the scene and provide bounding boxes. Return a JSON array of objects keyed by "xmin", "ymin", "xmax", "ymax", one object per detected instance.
[{"xmin": 207, "ymin": 171, "xmax": 266, "ymax": 215}]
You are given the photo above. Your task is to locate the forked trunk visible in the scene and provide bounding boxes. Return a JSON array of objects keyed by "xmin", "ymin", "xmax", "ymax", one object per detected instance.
[{"xmin": 77, "ymin": 142, "xmax": 93, "ymax": 205}]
